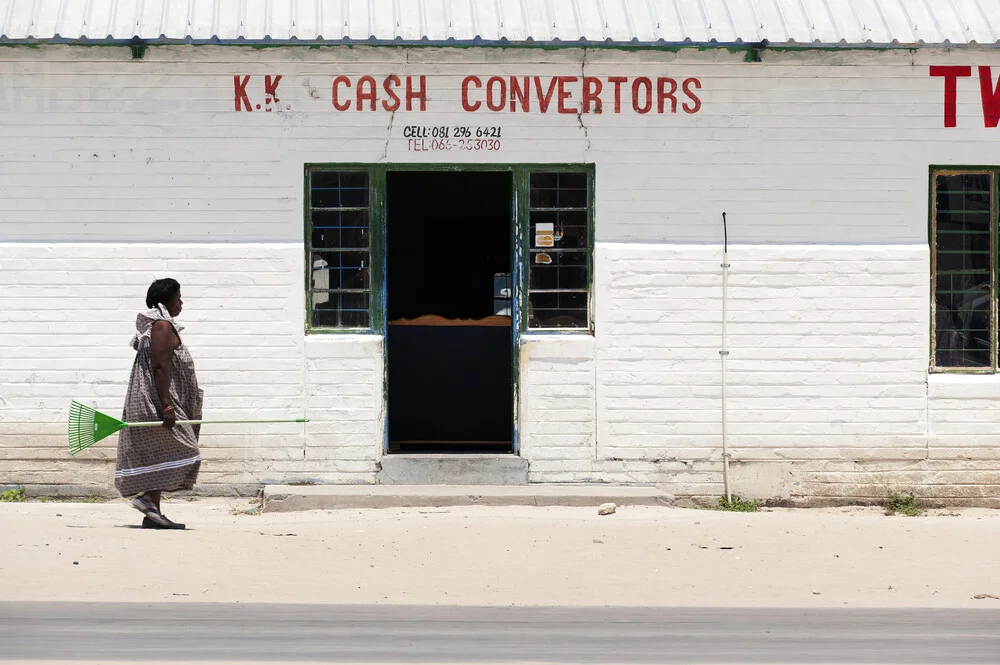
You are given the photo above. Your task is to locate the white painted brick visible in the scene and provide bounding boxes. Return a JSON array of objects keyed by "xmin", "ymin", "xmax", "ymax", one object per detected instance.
[
  {"xmin": 929, "ymin": 447, "xmax": 1000, "ymax": 460},
  {"xmin": 525, "ymin": 444, "xmax": 595, "ymax": 460}
]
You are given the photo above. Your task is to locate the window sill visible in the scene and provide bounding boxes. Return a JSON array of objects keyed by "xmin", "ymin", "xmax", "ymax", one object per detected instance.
[
  {"xmin": 523, "ymin": 328, "xmax": 594, "ymax": 336},
  {"xmin": 929, "ymin": 371, "xmax": 1000, "ymax": 382},
  {"xmin": 306, "ymin": 328, "xmax": 376, "ymax": 335}
]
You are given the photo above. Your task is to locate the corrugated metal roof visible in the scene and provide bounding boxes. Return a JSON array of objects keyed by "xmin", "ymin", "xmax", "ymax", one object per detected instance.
[{"xmin": 0, "ymin": 0, "xmax": 997, "ymax": 48}]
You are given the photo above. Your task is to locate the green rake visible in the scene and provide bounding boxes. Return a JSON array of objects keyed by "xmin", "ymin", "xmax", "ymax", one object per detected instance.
[{"xmin": 68, "ymin": 400, "xmax": 309, "ymax": 456}]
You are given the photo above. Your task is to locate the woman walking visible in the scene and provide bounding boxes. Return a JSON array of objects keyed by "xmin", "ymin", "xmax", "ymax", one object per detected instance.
[{"xmin": 115, "ymin": 278, "xmax": 203, "ymax": 529}]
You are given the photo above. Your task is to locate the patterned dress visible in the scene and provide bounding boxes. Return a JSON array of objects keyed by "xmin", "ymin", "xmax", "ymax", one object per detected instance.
[{"xmin": 114, "ymin": 308, "xmax": 203, "ymax": 497}]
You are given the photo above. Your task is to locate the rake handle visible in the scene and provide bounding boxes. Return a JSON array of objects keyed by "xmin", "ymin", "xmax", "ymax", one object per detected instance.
[{"xmin": 127, "ymin": 418, "xmax": 309, "ymax": 427}]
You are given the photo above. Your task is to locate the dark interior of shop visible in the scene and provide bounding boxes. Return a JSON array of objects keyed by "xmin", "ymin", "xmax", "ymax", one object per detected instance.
[
  {"xmin": 386, "ymin": 171, "xmax": 514, "ymax": 453},
  {"xmin": 387, "ymin": 171, "xmax": 512, "ymax": 322}
]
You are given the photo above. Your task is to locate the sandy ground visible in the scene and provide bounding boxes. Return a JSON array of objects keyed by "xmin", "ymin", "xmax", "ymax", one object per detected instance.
[{"xmin": 1, "ymin": 498, "xmax": 999, "ymax": 608}]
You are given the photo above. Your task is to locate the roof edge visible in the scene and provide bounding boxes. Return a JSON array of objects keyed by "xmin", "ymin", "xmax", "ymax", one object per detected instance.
[{"xmin": 1, "ymin": 37, "xmax": 998, "ymax": 50}]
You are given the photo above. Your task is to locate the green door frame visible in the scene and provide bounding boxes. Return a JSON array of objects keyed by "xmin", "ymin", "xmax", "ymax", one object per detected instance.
[{"xmin": 305, "ymin": 162, "xmax": 595, "ymax": 456}]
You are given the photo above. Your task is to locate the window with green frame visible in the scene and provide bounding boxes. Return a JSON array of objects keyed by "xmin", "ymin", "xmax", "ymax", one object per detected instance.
[
  {"xmin": 526, "ymin": 171, "xmax": 592, "ymax": 330},
  {"xmin": 304, "ymin": 165, "xmax": 594, "ymax": 333},
  {"xmin": 306, "ymin": 169, "xmax": 373, "ymax": 330},
  {"xmin": 931, "ymin": 168, "xmax": 998, "ymax": 370}
]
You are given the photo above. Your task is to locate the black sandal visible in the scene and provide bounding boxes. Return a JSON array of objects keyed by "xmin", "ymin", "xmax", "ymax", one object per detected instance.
[{"xmin": 142, "ymin": 516, "xmax": 186, "ymax": 530}]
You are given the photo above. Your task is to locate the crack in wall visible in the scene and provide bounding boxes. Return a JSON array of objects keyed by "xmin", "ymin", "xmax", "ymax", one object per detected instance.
[
  {"xmin": 380, "ymin": 107, "xmax": 397, "ymax": 163},
  {"xmin": 379, "ymin": 52, "xmax": 409, "ymax": 162},
  {"xmin": 576, "ymin": 48, "xmax": 592, "ymax": 153}
]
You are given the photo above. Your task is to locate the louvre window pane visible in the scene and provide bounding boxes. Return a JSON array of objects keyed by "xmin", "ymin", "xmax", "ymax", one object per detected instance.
[
  {"xmin": 308, "ymin": 170, "xmax": 372, "ymax": 330},
  {"xmin": 933, "ymin": 172, "xmax": 994, "ymax": 368},
  {"xmin": 529, "ymin": 172, "xmax": 588, "ymax": 209},
  {"xmin": 531, "ymin": 210, "xmax": 587, "ymax": 248},
  {"xmin": 527, "ymin": 171, "xmax": 591, "ymax": 330},
  {"xmin": 311, "ymin": 172, "xmax": 370, "ymax": 208},
  {"xmin": 312, "ymin": 298, "xmax": 370, "ymax": 329},
  {"xmin": 528, "ymin": 291, "xmax": 588, "ymax": 328},
  {"xmin": 311, "ymin": 209, "xmax": 370, "ymax": 250},
  {"xmin": 530, "ymin": 250, "xmax": 588, "ymax": 291},
  {"xmin": 530, "ymin": 265, "xmax": 588, "ymax": 291},
  {"xmin": 312, "ymin": 250, "xmax": 370, "ymax": 291},
  {"xmin": 312, "ymin": 225, "xmax": 369, "ymax": 251}
]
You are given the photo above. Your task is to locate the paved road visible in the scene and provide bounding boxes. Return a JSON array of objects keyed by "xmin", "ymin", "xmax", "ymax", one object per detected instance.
[{"xmin": 0, "ymin": 603, "xmax": 997, "ymax": 663}]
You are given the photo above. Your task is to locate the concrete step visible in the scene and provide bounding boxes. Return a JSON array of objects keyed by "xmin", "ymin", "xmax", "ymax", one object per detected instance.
[
  {"xmin": 377, "ymin": 454, "xmax": 528, "ymax": 485},
  {"xmin": 261, "ymin": 484, "xmax": 675, "ymax": 512}
]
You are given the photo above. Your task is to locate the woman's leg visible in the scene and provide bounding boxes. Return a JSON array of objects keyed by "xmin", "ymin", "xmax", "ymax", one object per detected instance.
[{"xmin": 148, "ymin": 490, "xmax": 183, "ymax": 529}]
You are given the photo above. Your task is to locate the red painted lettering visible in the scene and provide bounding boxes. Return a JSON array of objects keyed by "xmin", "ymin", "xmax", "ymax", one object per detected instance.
[
  {"xmin": 557, "ymin": 76, "xmax": 578, "ymax": 114},
  {"xmin": 382, "ymin": 75, "xmax": 401, "ymax": 112},
  {"xmin": 632, "ymin": 77, "xmax": 652, "ymax": 114},
  {"xmin": 608, "ymin": 76, "xmax": 627, "ymax": 114},
  {"xmin": 656, "ymin": 77, "xmax": 678, "ymax": 113},
  {"xmin": 930, "ymin": 65, "xmax": 972, "ymax": 128},
  {"xmin": 486, "ymin": 76, "xmax": 507, "ymax": 112},
  {"xmin": 510, "ymin": 77, "xmax": 530, "ymax": 112},
  {"xmin": 264, "ymin": 75, "xmax": 281, "ymax": 101},
  {"xmin": 682, "ymin": 78, "xmax": 702, "ymax": 114},
  {"xmin": 406, "ymin": 75, "xmax": 427, "ymax": 111},
  {"xmin": 357, "ymin": 76, "xmax": 377, "ymax": 111},
  {"xmin": 534, "ymin": 77, "xmax": 559, "ymax": 113},
  {"xmin": 582, "ymin": 77, "xmax": 603, "ymax": 114},
  {"xmin": 332, "ymin": 76, "xmax": 352, "ymax": 111},
  {"xmin": 234, "ymin": 75, "xmax": 251, "ymax": 112},
  {"xmin": 979, "ymin": 66, "xmax": 1000, "ymax": 128},
  {"xmin": 462, "ymin": 76, "xmax": 482, "ymax": 111}
]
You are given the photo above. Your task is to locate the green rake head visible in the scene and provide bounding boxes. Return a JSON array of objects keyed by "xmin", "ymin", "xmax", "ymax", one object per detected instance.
[{"xmin": 68, "ymin": 401, "xmax": 129, "ymax": 455}]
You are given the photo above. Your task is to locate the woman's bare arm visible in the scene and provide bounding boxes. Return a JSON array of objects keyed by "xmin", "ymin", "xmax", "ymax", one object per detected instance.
[{"xmin": 149, "ymin": 319, "xmax": 177, "ymax": 428}]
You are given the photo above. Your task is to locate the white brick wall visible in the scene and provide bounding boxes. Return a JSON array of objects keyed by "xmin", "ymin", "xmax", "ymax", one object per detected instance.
[
  {"xmin": 303, "ymin": 335, "xmax": 383, "ymax": 483},
  {"xmin": 2, "ymin": 45, "xmax": 1000, "ymax": 502},
  {"xmin": 519, "ymin": 335, "xmax": 597, "ymax": 482}
]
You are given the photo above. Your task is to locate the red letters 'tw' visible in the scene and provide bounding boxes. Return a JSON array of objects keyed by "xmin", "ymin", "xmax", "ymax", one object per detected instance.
[
  {"xmin": 930, "ymin": 65, "xmax": 1000, "ymax": 128},
  {"xmin": 980, "ymin": 66, "xmax": 1000, "ymax": 128}
]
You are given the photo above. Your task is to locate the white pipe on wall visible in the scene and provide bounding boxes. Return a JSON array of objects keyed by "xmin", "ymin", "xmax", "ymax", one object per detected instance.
[{"xmin": 720, "ymin": 212, "xmax": 732, "ymax": 503}]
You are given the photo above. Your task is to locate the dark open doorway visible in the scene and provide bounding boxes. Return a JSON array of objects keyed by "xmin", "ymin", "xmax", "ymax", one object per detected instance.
[{"xmin": 386, "ymin": 171, "xmax": 514, "ymax": 454}]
